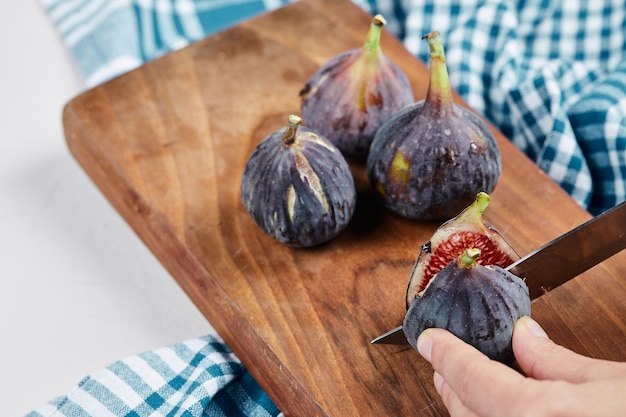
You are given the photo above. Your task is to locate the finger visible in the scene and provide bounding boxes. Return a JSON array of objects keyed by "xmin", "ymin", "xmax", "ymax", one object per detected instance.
[
  {"xmin": 434, "ymin": 372, "xmax": 481, "ymax": 417},
  {"xmin": 417, "ymin": 328, "xmax": 527, "ymax": 417},
  {"xmin": 513, "ymin": 316, "xmax": 626, "ymax": 382},
  {"xmin": 580, "ymin": 377, "xmax": 626, "ymax": 416}
]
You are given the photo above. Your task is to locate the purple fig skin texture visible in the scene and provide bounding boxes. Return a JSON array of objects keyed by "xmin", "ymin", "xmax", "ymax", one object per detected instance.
[
  {"xmin": 300, "ymin": 16, "xmax": 414, "ymax": 160},
  {"xmin": 403, "ymin": 259, "xmax": 531, "ymax": 363},
  {"xmin": 367, "ymin": 102, "xmax": 501, "ymax": 220},
  {"xmin": 240, "ymin": 120, "xmax": 356, "ymax": 248},
  {"xmin": 367, "ymin": 31, "xmax": 501, "ymax": 220}
]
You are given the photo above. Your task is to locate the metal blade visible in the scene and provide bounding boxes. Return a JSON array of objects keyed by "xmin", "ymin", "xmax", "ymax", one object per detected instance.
[
  {"xmin": 508, "ymin": 201, "xmax": 626, "ymax": 299},
  {"xmin": 371, "ymin": 325, "xmax": 405, "ymax": 345},
  {"xmin": 371, "ymin": 201, "xmax": 626, "ymax": 345}
]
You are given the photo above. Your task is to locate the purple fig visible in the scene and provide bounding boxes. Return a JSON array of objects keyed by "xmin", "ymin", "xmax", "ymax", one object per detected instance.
[
  {"xmin": 240, "ymin": 115, "xmax": 356, "ymax": 247},
  {"xmin": 299, "ymin": 14, "xmax": 414, "ymax": 160},
  {"xmin": 403, "ymin": 247, "xmax": 531, "ymax": 363},
  {"xmin": 405, "ymin": 192, "xmax": 520, "ymax": 308},
  {"xmin": 367, "ymin": 32, "xmax": 501, "ymax": 220}
]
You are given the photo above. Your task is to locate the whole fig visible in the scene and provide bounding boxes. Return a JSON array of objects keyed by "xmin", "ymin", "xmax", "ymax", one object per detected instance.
[
  {"xmin": 240, "ymin": 115, "xmax": 356, "ymax": 247},
  {"xmin": 403, "ymin": 248, "xmax": 531, "ymax": 363},
  {"xmin": 299, "ymin": 14, "xmax": 414, "ymax": 160},
  {"xmin": 406, "ymin": 192, "xmax": 519, "ymax": 307},
  {"xmin": 367, "ymin": 32, "xmax": 501, "ymax": 220}
]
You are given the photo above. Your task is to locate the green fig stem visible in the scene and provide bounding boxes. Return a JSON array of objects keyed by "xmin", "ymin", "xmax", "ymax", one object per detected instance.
[
  {"xmin": 363, "ymin": 14, "xmax": 386, "ymax": 51},
  {"xmin": 423, "ymin": 31, "xmax": 454, "ymax": 111},
  {"xmin": 283, "ymin": 114, "xmax": 302, "ymax": 145},
  {"xmin": 459, "ymin": 248, "xmax": 481, "ymax": 268},
  {"xmin": 472, "ymin": 191, "xmax": 490, "ymax": 215},
  {"xmin": 456, "ymin": 191, "xmax": 490, "ymax": 222}
]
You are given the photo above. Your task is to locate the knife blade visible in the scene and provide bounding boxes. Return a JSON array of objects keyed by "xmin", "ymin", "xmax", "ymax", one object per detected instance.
[{"xmin": 371, "ymin": 200, "xmax": 626, "ymax": 345}]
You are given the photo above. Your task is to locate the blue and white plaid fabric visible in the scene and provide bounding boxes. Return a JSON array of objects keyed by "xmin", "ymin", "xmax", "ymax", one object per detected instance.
[
  {"xmin": 398, "ymin": 0, "xmax": 626, "ymax": 215},
  {"xmin": 36, "ymin": 0, "xmax": 626, "ymax": 415},
  {"xmin": 27, "ymin": 335, "xmax": 281, "ymax": 417},
  {"xmin": 41, "ymin": 0, "xmax": 626, "ymax": 213}
]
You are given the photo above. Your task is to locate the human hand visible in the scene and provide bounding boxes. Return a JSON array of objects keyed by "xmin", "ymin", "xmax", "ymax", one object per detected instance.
[{"xmin": 416, "ymin": 316, "xmax": 626, "ymax": 417}]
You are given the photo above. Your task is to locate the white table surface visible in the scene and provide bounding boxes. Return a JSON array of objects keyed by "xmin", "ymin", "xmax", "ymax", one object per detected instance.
[{"xmin": 1, "ymin": 2, "xmax": 213, "ymax": 416}]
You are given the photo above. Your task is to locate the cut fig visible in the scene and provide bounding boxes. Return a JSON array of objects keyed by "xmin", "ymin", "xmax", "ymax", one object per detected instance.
[
  {"xmin": 240, "ymin": 115, "xmax": 356, "ymax": 247},
  {"xmin": 367, "ymin": 31, "xmax": 501, "ymax": 220},
  {"xmin": 299, "ymin": 14, "xmax": 414, "ymax": 160},
  {"xmin": 403, "ymin": 247, "xmax": 531, "ymax": 363},
  {"xmin": 406, "ymin": 192, "xmax": 519, "ymax": 307}
]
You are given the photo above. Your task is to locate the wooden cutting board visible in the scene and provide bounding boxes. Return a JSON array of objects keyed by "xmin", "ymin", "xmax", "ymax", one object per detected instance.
[{"xmin": 63, "ymin": 0, "xmax": 626, "ymax": 415}]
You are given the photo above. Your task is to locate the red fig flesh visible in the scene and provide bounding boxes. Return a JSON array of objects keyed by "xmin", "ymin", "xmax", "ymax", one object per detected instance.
[{"xmin": 406, "ymin": 192, "xmax": 519, "ymax": 307}]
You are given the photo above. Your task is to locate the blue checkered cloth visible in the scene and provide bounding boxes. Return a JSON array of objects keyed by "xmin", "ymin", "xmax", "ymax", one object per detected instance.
[
  {"xmin": 41, "ymin": 0, "xmax": 626, "ymax": 218},
  {"xmin": 27, "ymin": 335, "xmax": 281, "ymax": 417},
  {"xmin": 36, "ymin": 0, "xmax": 626, "ymax": 416},
  {"xmin": 42, "ymin": 0, "xmax": 625, "ymax": 215},
  {"xmin": 397, "ymin": 0, "xmax": 626, "ymax": 215}
]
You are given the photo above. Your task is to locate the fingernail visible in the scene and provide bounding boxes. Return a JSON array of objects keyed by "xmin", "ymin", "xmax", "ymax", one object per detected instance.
[
  {"xmin": 433, "ymin": 371, "xmax": 444, "ymax": 395},
  {"xmin": 518, "ymin": 316, "xmax": 548, "ymax": 338},
  {"xmin": 417, "ymin": 330, "xmax": 433, "ymax": 362}
]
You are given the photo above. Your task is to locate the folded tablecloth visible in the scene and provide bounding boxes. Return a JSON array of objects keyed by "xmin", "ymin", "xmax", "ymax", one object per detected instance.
[
  {"xmin": 27, "ymin": 335, "xmax": 280, "ymax": 417},
  {"xmin": 33, "ymin": 0, "xmax": 626, "ymax": 416}
]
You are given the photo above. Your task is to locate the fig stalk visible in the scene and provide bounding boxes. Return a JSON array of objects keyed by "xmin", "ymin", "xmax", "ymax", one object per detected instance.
[
  {"xmin": 363, "ymin": 15, "xmax": 385, "ymax": 52},
  {"xmin": 458, "ymin": 248, "xmax": 480, "ymax": 268},
  {"xmin": 282, "ymin": 114, "xmax": 302, "ymax": 146},
  {"xmin": 423, "ymin": 32, "xmax": 453, "ymax": 113}
]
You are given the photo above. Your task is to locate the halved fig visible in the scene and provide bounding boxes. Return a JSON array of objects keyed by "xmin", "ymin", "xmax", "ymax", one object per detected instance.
[
  {"xmin": 403, "ymin": 247, "xmax": 531, "ymax": 363},
  {"xmin": 405, "ymin": 192, "xmax": 519, "ymax": 307}
]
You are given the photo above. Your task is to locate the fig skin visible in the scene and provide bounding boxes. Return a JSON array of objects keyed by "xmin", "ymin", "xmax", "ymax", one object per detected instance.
[
  {"xmin": 403, "ymin": 248, "xmax": 531, "ymax": 363},
  {"xmin": 367, "ymin": 32, "xmax": 501, "ymax": 220},
  {"xmin": 240, "ymin": 115, "xmax": 356, "ymax": 247},
  {"xmin": 300, "ymin": 14, "xmax": 414, "ymax": 160},
  {"xmin": 406, "ymin": 192, "xmax": 520, "ymax": 307}
]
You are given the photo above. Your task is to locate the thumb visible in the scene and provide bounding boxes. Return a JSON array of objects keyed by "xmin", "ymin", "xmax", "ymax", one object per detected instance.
[{"xmin": 513, "ymin": 316, "xmax": 625, "ymax": 382}]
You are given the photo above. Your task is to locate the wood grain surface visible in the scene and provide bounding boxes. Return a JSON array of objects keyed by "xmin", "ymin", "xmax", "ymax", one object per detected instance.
[{"xmin": 62, "ymin": 0, "xmax": 626, "ymax": 415}]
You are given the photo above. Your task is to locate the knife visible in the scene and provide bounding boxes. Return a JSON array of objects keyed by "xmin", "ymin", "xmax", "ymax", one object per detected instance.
[{"xmin": 371, "ymin": 200, "xmax": 626, "ymax": 345}]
